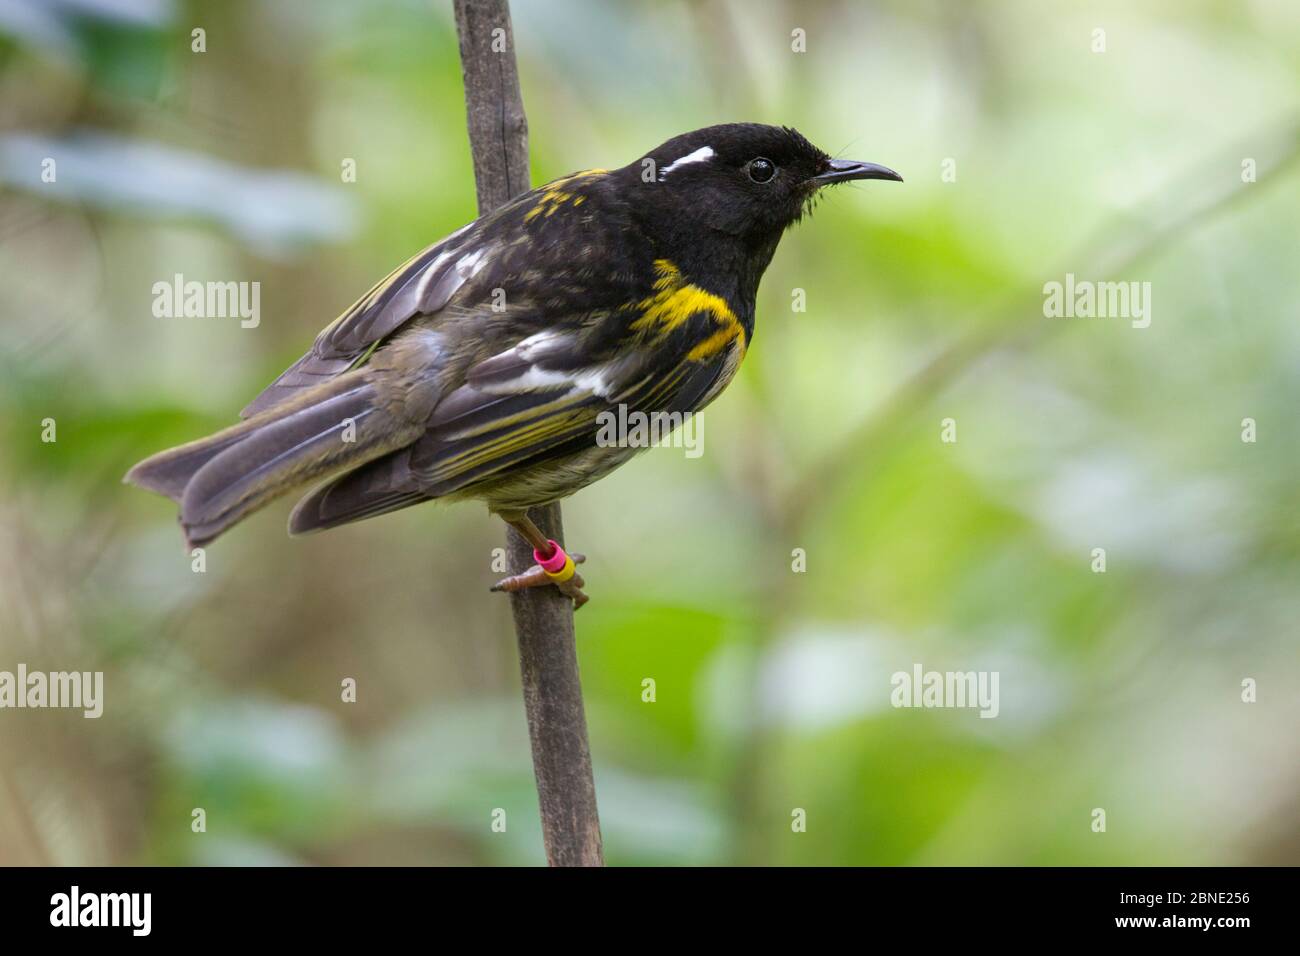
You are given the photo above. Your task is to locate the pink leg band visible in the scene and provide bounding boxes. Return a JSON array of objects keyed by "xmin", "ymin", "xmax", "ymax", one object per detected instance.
[{"xmin": 534, "ymin": 540, "xmax": 569, "ymax": 574}]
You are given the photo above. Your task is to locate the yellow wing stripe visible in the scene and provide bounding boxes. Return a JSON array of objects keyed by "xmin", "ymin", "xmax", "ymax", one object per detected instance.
[
  {"xmin": 429, "ymin": 408, "xmax": 595, "ymax": 481},
  {"xmin": 426, "ymin": 363, "xmax": 692, "ymax": 486}
]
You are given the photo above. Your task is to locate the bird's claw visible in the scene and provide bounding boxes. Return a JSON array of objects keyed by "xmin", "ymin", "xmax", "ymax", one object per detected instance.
[{"xmin": 490, "ymin": 551, "xmax": 589, "ymax": 609}]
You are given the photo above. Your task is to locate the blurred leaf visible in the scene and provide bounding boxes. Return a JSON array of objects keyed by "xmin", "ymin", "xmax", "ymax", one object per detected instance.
[{"xmin": 0, "ymin": 130, "xmax": 358, "ymax": 253}]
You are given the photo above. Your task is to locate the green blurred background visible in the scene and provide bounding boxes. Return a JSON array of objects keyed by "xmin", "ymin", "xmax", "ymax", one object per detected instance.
[{"xmin": 1, "ymin": 0, "xmax": 1297, "ymax": 866}]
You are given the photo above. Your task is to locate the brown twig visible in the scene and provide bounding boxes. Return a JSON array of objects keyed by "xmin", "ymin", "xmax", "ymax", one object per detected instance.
[{"xmin": 452, "ymin": 0, "xmax": 604, "ymax": 868}]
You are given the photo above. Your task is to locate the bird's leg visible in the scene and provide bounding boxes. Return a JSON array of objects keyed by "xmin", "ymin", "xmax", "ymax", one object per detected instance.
[{"xmin": 490, "ymin": 511, "xmax": 589, "ymax": 609}]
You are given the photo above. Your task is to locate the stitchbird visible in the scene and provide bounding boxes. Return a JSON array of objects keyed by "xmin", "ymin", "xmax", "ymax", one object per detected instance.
[{"xmin": 126, "ymin": 123, "xmax": 901, "ymax": 605}]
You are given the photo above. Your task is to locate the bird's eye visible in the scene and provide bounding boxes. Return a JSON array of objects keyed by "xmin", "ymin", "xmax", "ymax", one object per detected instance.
[{"xmin": 746, "ymin": 158, "xmax": 776, "ymax": 183}]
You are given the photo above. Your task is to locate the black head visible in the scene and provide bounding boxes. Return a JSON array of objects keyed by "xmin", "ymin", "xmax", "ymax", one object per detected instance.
[{"xmin": 620, "ymin": 123, "xmax": 901, "ymax": 249}]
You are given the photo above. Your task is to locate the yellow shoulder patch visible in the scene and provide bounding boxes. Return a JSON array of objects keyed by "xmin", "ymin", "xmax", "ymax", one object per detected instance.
[{"xmin": 631, "ymin": 259, "xmax": 748, "ymax": 362}]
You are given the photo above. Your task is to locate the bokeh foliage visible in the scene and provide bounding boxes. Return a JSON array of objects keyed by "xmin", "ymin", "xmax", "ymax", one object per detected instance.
[{"xmin": 0, "ymin": 0, "xmax": 1297, "ymax": 865}]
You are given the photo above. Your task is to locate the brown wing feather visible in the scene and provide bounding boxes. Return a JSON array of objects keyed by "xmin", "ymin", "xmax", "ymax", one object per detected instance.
[{"xmin": 242, "ymin": 224, "xmax": 479, "ymax": 417}]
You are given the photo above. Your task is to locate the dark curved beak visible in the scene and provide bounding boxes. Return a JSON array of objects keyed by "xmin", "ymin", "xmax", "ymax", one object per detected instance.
[{"xmin": 812, "ymin": 159, "xmax": 903, "ymax": 186}]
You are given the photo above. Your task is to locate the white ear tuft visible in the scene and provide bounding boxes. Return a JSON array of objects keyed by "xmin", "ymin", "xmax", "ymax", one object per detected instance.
[{"xmin": 659, "ymin": 146, "xmax": 715, "ymax": 181}]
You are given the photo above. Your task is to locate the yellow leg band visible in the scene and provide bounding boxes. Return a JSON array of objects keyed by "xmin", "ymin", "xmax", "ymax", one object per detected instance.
[{"xmin": 543, "ymin": 554, "xmax": 576, "ymax": 583}]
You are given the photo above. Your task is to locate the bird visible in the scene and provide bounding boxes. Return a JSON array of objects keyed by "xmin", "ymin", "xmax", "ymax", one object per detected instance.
[{"xmin": 125, "ymin": 123, "xmax": 901, "ymax": 607}]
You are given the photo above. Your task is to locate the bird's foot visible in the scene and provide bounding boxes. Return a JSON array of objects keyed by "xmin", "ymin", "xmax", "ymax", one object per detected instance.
[{"xmin": 490, "ymin": 540, "xmax": 589, "ymax": 609}]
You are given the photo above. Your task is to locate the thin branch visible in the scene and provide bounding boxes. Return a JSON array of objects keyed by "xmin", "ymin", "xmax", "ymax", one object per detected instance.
[{"xmin": 452, "ymin": 0, "xmax": 604, "ymax": 868}]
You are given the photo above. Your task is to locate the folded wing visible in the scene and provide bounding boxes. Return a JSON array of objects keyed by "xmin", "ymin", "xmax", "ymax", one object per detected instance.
[
  {"xmin": 288, "ymin": 327, "xmax": 727, "ymax": 533},
  {"xmin": 242, "ymin": 222, "xmax": 483, "ymax": 417}
]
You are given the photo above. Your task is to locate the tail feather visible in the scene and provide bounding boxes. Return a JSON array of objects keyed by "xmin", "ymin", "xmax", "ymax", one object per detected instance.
[
  {"xmin": 288, "ymin": 450, "xmax": 429, "ymax": 535},
  {"xmin": 124, "ymin": 429, "xmax": 248, "ymax": 503},
  {"xmin": 125, "ymin": 372, "xmax": 421, "ymax": 547},
  {"xmin": 180, "ymin": 385, "xmax": 376, "ymax": 545},
  {"xmin": 239, "ymin": 353, "xmax": 354, "ymax": 419}
]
